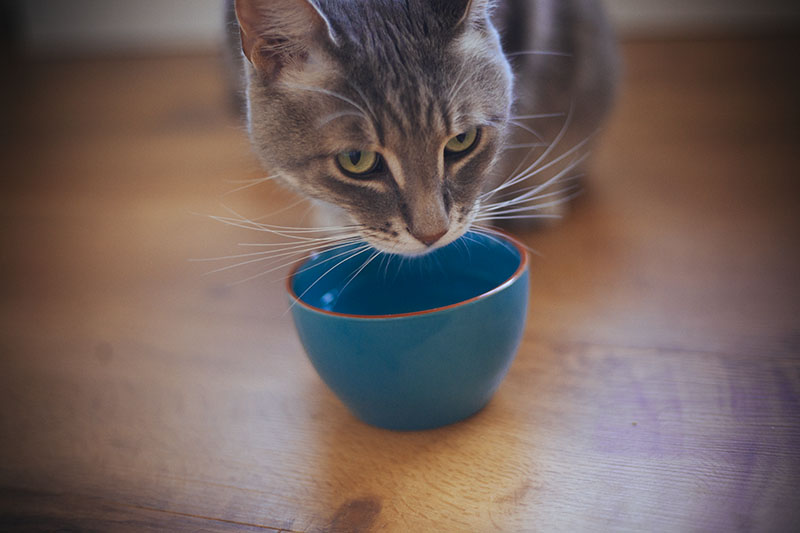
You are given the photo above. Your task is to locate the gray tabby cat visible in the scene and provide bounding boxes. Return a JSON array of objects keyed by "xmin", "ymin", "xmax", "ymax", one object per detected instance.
[{"xmin": 229, "ymin": 0, "xmax": 617, "ymax": 256}]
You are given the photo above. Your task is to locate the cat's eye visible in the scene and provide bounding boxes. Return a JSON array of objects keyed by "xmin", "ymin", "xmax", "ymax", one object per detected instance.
[
  {"xmin": 336, "ymin": 150, "xmax": 381, "ymax": 177},
  {"xmin": 444, "ymin": 128, "xmax": 479, "ymax": 155}
]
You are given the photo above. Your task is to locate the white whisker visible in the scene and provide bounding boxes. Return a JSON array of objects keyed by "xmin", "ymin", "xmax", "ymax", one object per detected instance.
[
  {"xmin": 287, "ymin": 241, "xmax": 370, "ymax": 278},
  {"xmin": 510, "ymin": 113, "xmax": 567, "ymax": 120},
  {"xmin": 253, "ymin": 195, "xmax": 310, "ymax": 221},
  {"xmin": 499, "ymin": 107, "xmax": 573, "ymax": 186},
  {"xmin": 492, "ymin": 146, "xmax": 591, "ymax": 206},
  {"xmin": 474, "ymin": 213, "xmax": 561, "ymax": 222},
  {"xmin": 212, "ymin": 205, "xmax": 362, "ymax": 239},
  {"xmin": 286, "ymin": 245, "xmax": 373, "ymax": 314},
  {"xmin": 481, "ymin": 173, "xmax": 584, "ymax": 206},
  {"xmin": 194, "ymin": 233, "xmax": 361, "ymax": 261},
  {"xmin": 481, "ymin": 189, "xmax": 584, "ymax": 218},
  {"xmin": 336, "ymin": 249, "xmax": 382, "ymax": 300},
  {"xmin": 210, "ymin": 214, "xmax": 354, "ymax": 240},
  {"xmin": 480, "ymin": 182, "xmax": 583, "ymax": 214},
  {"xmin": 236, "ymin": 235, "xmax": 353, "ymax": 247},
  {"xmin": 231, "ymin": 240, "xmax": 370, "ymax": 287},
  {"xmin": 199, "ymin": 237, "xmax": 362, "ymax": 275},
  {"xmin": 509, "ymin": 120, "xmax": 545, "ymax": 143},
  {"xmin": 223, "ymin": 174, "xmax": 281, "ymax": 184},
  {"xmin": 469, "ymin": 225, "xmax": 542, "ymax": 257},
  {"xmin": 503, "ymin": 142, "xmax": 548, "ymax": 151},
  {"xmin": 481, "ymin": 151, "xmax": 588, "ymax": 211},
  {"xmin": 222, "ymin": 173, "xmax": 284, "ymax": 196},
  {"xmin": 192, "ymin": 241, "xmax": 338, "ymax": 263},
  {"xmin": 459, "ymin": 233, "xmax": 487, "ymax": 254},
  {"xmin": 483, "ymin": 100, "xmax": 577, "ymax": 199}
]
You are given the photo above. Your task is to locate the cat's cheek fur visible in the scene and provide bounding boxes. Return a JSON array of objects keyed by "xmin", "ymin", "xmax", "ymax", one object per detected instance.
[{"xmin": 449, "ymin": 131, "xmax": 502, "ymax": 201}]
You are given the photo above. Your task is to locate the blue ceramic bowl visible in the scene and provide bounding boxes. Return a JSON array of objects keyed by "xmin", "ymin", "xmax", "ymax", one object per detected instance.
[{"xmin": 287, "ymin": 230, "xmax": 529, "ymax": 430}]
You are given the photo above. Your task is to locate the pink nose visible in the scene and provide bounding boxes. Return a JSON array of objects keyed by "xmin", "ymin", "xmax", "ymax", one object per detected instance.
[{"xmin": 414, "ymin": 229, "xmax": 448, "ymax": 246}]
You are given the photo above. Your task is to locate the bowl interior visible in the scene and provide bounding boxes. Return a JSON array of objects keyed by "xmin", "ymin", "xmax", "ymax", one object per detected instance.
[{"xmin": 290, "ymin": 231, "xmax": 523, "ymax": 317}]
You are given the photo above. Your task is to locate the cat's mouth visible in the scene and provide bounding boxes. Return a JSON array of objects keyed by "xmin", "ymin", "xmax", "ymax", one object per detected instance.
[
  {"xmin": 359, "ymin": 216, "xmax": 474, "ymax": 257},
  {"xmin": 363, "ymin": 232, "xmax": 459, "ymax": 256}
]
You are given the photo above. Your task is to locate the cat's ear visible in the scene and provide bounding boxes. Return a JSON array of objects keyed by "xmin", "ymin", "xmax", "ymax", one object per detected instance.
[
  {"xmin": 234, "ymin": 0, "xmax": 337, "ymax": 79},
  {"xmin": 431, "ymin": 0, "xmax": 494, "ymax": 31}
]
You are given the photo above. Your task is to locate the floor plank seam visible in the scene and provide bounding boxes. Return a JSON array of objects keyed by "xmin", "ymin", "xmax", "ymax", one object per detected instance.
[{"xmin": 118, "ymin": 503, "xmax": 302, "ymax": 532}]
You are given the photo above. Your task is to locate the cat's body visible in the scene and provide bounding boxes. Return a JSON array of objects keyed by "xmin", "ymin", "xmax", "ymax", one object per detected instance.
[{"xmin": 227, "ymin": 0, "xmax": 618, "ymax": 255}]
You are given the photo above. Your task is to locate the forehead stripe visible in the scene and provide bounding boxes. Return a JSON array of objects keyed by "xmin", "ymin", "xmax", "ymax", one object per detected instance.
[{"xmin": 382, "ymin": 151, "xmax": 406, "ymax": 190}]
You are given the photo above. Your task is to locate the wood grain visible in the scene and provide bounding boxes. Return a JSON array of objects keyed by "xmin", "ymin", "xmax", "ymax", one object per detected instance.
[{"xmin": 1, "ymin": 40, "xmax": 799, "ymax": 531}]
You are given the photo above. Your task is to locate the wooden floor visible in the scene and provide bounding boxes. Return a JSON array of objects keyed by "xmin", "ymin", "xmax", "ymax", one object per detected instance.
[{"xmin": 1, "ymin": 39, "xmax": 799, "ymax": 531}]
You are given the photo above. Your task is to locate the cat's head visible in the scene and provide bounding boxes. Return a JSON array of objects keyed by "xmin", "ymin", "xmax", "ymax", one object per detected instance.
[{"xmin": 236, "ymin": 0, "xmax": 513, "ymax": 255}]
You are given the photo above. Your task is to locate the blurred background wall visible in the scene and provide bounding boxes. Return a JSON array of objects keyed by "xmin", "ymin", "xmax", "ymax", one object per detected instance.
[{"xmin": 8, "ymin": 0, "xmax": 800, "ymax": 56}]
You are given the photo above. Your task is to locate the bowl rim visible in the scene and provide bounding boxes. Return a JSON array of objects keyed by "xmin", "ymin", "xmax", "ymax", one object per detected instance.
[{"xmin": 286, "ymin": 228, "xmax": 529, "ymax": 319}]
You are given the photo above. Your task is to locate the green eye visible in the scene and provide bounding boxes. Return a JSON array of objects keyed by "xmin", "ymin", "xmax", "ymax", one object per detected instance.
[
  {"xmin": 336, "ymin": 150, "xmax": 380, "ymax": 176},
  {"xmin": 445, "ymin": 128, "xmax": 479, "ymax": 155}
]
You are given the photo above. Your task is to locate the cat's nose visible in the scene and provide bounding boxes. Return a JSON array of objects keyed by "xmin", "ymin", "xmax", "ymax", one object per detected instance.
[{"xmin": 413, "ymin": 229, "xmax": 448, "ymax": 247}]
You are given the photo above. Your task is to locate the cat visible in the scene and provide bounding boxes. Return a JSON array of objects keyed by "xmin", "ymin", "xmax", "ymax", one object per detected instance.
[{"xmin": 225, "ymin": 0, "xmax": 618, "ymax": 257}]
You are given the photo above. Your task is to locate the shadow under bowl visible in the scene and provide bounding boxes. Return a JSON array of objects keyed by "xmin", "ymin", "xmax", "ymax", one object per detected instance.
[{"xmin": 287, "ymin": 230, "xmax": 529, "ymax": 431}]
